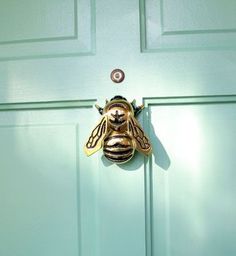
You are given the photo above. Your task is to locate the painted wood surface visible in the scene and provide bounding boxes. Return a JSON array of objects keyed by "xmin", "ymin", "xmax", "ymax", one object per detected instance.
[{"xmin": 0, "ymin": 0, "xmax": 235, "ymax": 256}]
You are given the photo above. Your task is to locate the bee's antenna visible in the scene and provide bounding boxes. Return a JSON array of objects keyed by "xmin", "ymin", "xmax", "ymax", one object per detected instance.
[
  {"xmin": 95, "ymin": 104, "xmax": 103, "ymax": 115},
  {"xmin": 105, "ymin": 99, "xmax": 109, "ymax": 104}
]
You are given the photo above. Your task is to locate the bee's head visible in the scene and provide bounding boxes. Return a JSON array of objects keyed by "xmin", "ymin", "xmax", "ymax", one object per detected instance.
[
  {"xmin": 110, "ymin": 95, "xmax": 127, "ymax": 102},
  {"xmin": 109, "ymin": 96, "xmax": 143, "ymax": 116},
  {"xmin": 96, "ymin": 95, "xmax": 143, "ymax": 117}
]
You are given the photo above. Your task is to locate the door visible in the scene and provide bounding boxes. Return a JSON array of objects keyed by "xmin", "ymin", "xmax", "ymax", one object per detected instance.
[{"xmin": 0, "ymin": 0, "xmax": 236, "ymax": 256}]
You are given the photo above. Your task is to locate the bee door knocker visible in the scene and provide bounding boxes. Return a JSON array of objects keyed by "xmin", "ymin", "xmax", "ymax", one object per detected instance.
[{"xmin": 84, "ymin": 95, "xmax": 152, "ymax": 164}]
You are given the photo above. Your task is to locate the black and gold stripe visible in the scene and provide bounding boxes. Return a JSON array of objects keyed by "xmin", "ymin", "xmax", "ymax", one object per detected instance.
[{"xmin": 103, "ymin": 134, "xmax": 134, "ymax": 163}]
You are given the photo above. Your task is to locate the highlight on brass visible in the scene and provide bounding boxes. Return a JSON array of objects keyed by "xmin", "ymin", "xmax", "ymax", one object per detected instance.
[{"xmin": 84, "ymin": 95, "xmax": 152, "ymax": 164}]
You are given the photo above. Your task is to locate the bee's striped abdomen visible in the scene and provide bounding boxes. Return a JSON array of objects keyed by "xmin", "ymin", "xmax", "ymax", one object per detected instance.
[{"xmin": 103, "ymin": 134, "xmax": 134, "ymax": 163}]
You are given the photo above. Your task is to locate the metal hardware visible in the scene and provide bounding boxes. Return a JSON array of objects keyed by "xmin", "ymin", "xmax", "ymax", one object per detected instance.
[
  {"xmin": 84, "ymin": 96, "xmax": 152, "ymax": 164},
  {"xmin": 110, "ymin": 69, "xmax": 125, "ymax": 83}
]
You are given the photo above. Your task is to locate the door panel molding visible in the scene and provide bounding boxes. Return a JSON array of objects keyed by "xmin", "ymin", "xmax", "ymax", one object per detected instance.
[
  {"xmin": 143, "ymin": 94, "xmax": 236, "ymax": 256},
  {"xmin": 0, "ymin": 0, "xmax": 96, "ymax": 61},
  {"xmin": 140, "ymin": 0, "xmax": 236, "ymax": 51},
  {"xmin": 143, "ymin": 94, "xmax": 236, "ymax": 106},
  {"xmin": 0, "ymin": 99, "xmax": 96, "ymax": 111}
]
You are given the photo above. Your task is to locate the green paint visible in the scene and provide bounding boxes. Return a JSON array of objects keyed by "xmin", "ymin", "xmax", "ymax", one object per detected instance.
[{"xmin": 0, "ymin": 0, "xmax": 236, "ymax": 256}]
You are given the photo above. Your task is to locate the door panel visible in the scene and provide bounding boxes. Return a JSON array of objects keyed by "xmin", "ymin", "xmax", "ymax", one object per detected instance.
[
  {"xmin": 0, "ymin": 0, "xmax": 94, "ymax": 60},
  {"xmin": 0, "ymin": 102, "xmax": 146, "ymax": 256},
  {"xmin": 0, "ymin": 105, "xmax": 99, "ymax": 256},
  {"xmin": 0, "ymin": 0, "xmax": 236, "ymax": 104},
  {"xmin": 0, "ymin": 124, "xmax": 79, "ymax": 256},
  {"xmin": 142, "ymin": 0, "xmax": 236, "ymax": 50},
  {"xmin": 0, "ymin": 0, "xmax": 235, "ymax": 256},
  {"xmin": 146, "ymin": 96, "xmax": 236, "ymax": 256}
]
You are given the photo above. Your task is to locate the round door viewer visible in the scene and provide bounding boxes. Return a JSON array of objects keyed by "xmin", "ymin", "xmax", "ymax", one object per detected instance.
[{"xmin": 110, "ymin": 69, "xmax": 125, "ymax": 83}]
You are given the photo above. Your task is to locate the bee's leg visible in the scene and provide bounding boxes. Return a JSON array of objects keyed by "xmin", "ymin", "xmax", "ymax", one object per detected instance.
[
  {"xmin": 106, "ymin": 99, "xmax": 109, "ymax": 104},
  {"xmin": 134, "ymin": 104, "xmax": 144, "ymax": 116},
  {"xmin": 131, "ymin": 100, "xmax": 136, "ymax": 113},
  {"xmin": 131, "ymin": 99, "xmax": 144, "ymax": 117},
  {"xmin": 95, "ymin": 104, "xmax": 104, "ymax": 115}
]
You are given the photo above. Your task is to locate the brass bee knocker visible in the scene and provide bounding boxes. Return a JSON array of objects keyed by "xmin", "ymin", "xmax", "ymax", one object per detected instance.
[{"xmin": 84, "ymin": 96, "xmax": 152, "ymax": 164}]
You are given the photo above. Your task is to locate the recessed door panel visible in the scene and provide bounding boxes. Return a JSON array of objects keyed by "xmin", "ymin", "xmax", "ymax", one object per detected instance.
[{"xmin": 148, "ymin": 99, "xmax": 236, "ymax": 256}]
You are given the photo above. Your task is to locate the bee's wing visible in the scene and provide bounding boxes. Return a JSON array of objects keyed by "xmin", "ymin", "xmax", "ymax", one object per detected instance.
[
  {"xmin": 84, "ymin": 115, "xmax": 108, "ymax": 156},
  {"xmin": 128, "ymin": 114, "xmax": 152, "ymax": 156}
]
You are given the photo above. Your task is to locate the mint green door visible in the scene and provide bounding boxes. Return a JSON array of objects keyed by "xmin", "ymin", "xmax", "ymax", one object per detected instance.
[{"xmin": 0, "ymin": 1, "xmax": 236, "ymax": 256}]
